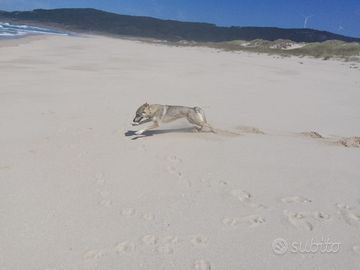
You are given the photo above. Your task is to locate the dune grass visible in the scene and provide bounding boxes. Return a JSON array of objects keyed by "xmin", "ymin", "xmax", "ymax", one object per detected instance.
[{"xmin": 149, "ymin": 38, "xmax": 360, "ymax": 62}]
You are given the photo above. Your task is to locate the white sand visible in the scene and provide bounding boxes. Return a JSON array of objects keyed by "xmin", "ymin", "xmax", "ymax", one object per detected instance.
[{"xmin": 1, "ymin": 35, "xmax": 360, "ymax": 270}]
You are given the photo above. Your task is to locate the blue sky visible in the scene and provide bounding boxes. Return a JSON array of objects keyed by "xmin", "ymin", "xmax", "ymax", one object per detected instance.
[{"xmin": 1, "ymin": 0, "xmax": 360, "ymax": 38}]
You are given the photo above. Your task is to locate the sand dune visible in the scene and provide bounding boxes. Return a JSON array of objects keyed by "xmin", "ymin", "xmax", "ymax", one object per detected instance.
[{"xmin": 1, "ymin": 35, "xmax": 359, "ymax": 269}]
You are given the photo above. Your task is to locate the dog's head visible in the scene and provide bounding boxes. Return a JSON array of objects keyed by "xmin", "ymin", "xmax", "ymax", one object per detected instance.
[{"xmin": 133, "ymin": 102, "xmax": 149, "ymax": 123}]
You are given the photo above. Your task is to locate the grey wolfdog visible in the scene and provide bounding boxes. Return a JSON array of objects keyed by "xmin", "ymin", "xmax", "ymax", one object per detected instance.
[{"xmin": 132, "ymin": 103, "xmax": 216, "ymax": 135}]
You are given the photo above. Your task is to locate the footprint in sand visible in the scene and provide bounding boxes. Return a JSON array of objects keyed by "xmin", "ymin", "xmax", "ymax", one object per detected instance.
[
  {"xmin": 194, "ymin": 259, "xmax": 211, "ymax": 270},
  {"xmin": 243, "ymin": 215, "xmax": 265, "ymax": 227},
  {"xmin": 223, "ymin": 218, "xmax": 239, "ymax": 226},
  {"xmin": 284, "ymin": 210, "xmax": 313, "ymax": 231},
  {"xmin": 231, "ymin": 190, "xmax": 268, "ymax": 209},
  {"xmin": 201, "ymin": 178, "xmax": 227, "ymax": 187},
  {"xmin": 167, "ymin": 166, "xmax": 191, "ymax": 187},
  {"xmin": 337, "ymin": 209, "xmax": 360, "ymax": 227},
  {"xmin": 167, "ymin": 156, "xmax": 182, "ymax": 163},
  {"xmin": 121, "ymin": 208, "xmax": 136, "ymax": 217},
  {"xmin": 191, "ymin": 235, "xmax": 208, "ymax": 248},
  {"xmin": 84, "ymin": 249, "xmax": 105, "ymax": 260},
  {"xmin": 78, "ymin": 163, "xmax": 90, "ymax": 172},
  {"xmin": 158, "ymin": 245, "xmax": 174, "ymax": 254},
  {"xmin": 116, "ymin": 241, "xmax": 135, "ymax": 252},
  {"xmin": 335, "ymin": 203, "xmax": 353, "ymax": 210},
  {"xmin": 100, "ymin": 200, "xmax": 112, "ymax": 207},
  {"xmin": 179, "ymin": 176, "xmax": 192, "ymax": 187},
  {"xmin": 282, "ymin": 196, "xmax": 312, "ymax": 203},
  {"xmin": 99, "ymin": 190, "xmax": 112, "ymax": 207},
  {"xmin": 214, "ymin": 179, "xmax": 227, "ymax": 186},
  {"xmin": 335, "ymin": 203, "xmax": 360, "ymax": 227},
  {"xmin": 313, "ymin": 211, "xmax": 330, "ymax": 221},
  {"xmin": 95, "ymin": 173, "xmax": 105, "ymax": 184},
  {"xmin": 162, "ymin": 235, "xmax": 181, "ymax": 244},
  {"xmin": 143, "ymin": 213, "xmax": 155, "ymax": 221},
  {"xmin": 167, "ymin": 167, "xmax": 181, "ymax": 176},
  {"xmin": 223, "ymin": 216, "xmax": 265, "ymax": 227},
  {"xmin": 158, "ymin": 237, "xmax": 179, "ymax": 254},
  {"xmin": 142, "ymin": 235, "xmax": 158, "ymax": 245}
]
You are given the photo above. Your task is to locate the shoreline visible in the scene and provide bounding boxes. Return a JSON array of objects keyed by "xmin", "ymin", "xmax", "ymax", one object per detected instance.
[
  {"xmin": 0, "ymin": 20, "xmax": 78, "ymax": 42},
  {"xmin": 0, "ymin": 34, "xmax": 51, "ymax": 47}
]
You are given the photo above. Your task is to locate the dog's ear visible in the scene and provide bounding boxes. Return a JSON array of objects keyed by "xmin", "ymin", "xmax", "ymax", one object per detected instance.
[{"xmin": 144, "ymin": 102, "xmax": 149, "ymax": 107}]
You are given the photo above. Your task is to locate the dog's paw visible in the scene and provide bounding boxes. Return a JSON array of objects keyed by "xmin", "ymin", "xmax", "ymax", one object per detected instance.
[
  {"xmin": 132, "ymin": 122, "xmax": 139, "ymax": 126},
  {"xmin": 135, "ymin": 131, "xmax": 143, "ymax": 135}
]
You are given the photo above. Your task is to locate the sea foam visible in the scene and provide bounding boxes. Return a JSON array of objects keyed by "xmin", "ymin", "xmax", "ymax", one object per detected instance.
[{"xmin": 0, "ymin": 22, "xmax": 72, "ymax": 39}]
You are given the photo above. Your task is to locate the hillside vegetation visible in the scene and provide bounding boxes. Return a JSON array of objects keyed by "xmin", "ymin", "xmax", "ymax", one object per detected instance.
[
  {"xmin": 162, "ymin": 39, "xmax": 360, "ymax": 60},
  {"xmin": 1, "ymin": 8, "xmax": 359, "ymax": 60},
  {"xmin": 1, "ymin": 8, "xmax": 360, "ymax": 43}
]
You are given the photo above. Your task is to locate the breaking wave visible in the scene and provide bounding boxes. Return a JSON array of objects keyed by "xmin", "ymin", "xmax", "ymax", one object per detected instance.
[{"xmin": 0, "ymin": 22, "xmax": 72, "ymax": 39}]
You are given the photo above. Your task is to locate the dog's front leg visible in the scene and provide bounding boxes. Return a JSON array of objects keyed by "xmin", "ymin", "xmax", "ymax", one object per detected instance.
[
  {"xmin": 132, "ymin": 118, "xmax": 152, "ymax": 126},
  {"xmin": 135, "ymin": 122, "xmax": 160, "ymax": 135}
]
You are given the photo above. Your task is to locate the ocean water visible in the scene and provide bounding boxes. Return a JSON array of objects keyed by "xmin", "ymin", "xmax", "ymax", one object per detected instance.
[{"xmin": 0, "ymin": 22, "xmax": 73, "ymax": 39}]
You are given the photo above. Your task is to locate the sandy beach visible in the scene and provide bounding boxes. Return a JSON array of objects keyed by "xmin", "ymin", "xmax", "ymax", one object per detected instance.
[{"xmin": 1, "ymin": 34, "xmax": 359, "ymax": 270}]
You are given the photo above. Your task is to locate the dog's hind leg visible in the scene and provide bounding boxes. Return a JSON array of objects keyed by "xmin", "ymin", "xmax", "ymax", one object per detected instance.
[
  {"xmin": 201, "ymin": 123, "xmax": 217, "ymax": 133},
  {"xmin": 188, "ymin": 108, "xmax": 217, "ymax": 134},
  {"xmin": 187, "ymin": 117, "xmax": 216, "ymax": 133}
]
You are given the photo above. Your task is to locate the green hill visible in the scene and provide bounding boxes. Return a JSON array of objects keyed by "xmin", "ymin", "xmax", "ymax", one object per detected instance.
[{"xmin": 1, "ymin": 8, "xmax": 360, "ymax": 43}]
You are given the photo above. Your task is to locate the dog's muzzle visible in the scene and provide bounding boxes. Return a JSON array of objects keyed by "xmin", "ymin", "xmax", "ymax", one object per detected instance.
[
  {"xmin": 133, "ymin": 117, "xmax": 142, "ymax": 122},
  {"xmin": 132, "ymin": 116, "xmax": 143, "ymax": 124}
]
